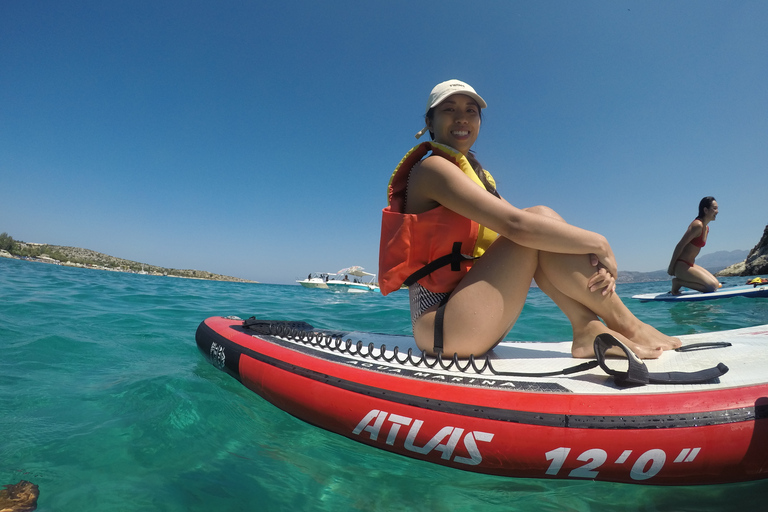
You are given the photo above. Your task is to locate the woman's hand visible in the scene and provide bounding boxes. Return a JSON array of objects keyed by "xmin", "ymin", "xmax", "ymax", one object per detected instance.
[{"xmin": 588, "ymin": 253, "xmax": 616, "ymax": 296}]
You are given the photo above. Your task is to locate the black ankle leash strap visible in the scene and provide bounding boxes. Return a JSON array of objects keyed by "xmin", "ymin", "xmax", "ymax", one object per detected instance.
[{"xmin": 593, "ymin": 333, "xmax": 729, "ymax": 387}]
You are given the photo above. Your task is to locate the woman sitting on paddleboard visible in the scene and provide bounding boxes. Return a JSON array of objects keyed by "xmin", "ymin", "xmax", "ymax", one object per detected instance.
[
  {"xmin": 379, "ymin": 79, "xmax": 680, "ymax": 360},
  {"xmin": 667, "ymin": 196, "xmax": 721, "ymax": 295}
]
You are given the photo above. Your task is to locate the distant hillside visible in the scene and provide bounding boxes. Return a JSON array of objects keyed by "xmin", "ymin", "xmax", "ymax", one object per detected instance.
[
  {"xmin": 44, "ymin": 245, "xmax": 256, "ymax": 282},
  {"xmin": 616, "ymin": 270, "xmax": 669, "ymax": 284},
  {"xmin": 617, "ymin": 249, "xmax": 749, "ymax": 284},
  {"xmin": 1, "ymin": 235, "xmax": 255, "ymax": 283}
]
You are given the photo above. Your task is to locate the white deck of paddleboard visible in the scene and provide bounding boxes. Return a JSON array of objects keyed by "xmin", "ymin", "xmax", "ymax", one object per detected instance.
[{"xmin": 272, "ymin": 324, "xmax": 768, "ymax": 395}]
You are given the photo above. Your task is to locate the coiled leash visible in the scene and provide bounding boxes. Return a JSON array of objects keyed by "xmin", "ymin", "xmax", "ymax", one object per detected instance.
[{"xmin": 242, "ymin": 318, "xmax": 730, "ymax": 386}]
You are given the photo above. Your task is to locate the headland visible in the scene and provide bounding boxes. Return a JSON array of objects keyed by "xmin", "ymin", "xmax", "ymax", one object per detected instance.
[{"xmin": 0, "ymin": 233, "xmax": 256, "ymax": 283}]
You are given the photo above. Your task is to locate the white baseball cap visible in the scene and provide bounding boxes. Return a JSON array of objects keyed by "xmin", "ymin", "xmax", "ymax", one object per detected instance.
[{"xmin": 415, "ymin": 79, "xmax": 487, "ymax": 138}]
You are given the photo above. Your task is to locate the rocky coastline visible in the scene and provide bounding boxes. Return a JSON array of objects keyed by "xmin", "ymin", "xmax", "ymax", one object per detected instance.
[{"xmin": 0, "ymin": 243, "xmax": 257, "ymax": 283}]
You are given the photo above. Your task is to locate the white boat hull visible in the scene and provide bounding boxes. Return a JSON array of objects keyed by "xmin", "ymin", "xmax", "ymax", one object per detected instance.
[
  {"xmin": 326, "ymin": 280, "xmax": 379, "ymax": 293},
  {"xmin": 296, "ymin": 279, "xmax": 329, "ymax": 289}
]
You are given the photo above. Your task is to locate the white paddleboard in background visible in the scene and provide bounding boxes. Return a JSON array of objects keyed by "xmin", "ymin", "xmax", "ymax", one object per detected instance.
[{"xmin": 632, "ymin": 284, "xmax": 768, "ymax": 302}]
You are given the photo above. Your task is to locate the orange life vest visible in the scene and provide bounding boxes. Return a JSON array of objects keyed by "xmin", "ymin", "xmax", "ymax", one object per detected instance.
[{"xmin": 378, "ymin": 141, "xmax": 499, "ymax": 296}]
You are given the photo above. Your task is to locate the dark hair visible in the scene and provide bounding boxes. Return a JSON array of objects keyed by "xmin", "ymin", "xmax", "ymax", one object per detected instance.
[
  {"xmin": 424, "ymin": 106, "xmax": 500, "ymax": 198},
  {"xmin": 697, "ymin": 196, "xmax": 716, "ymax": 219}
]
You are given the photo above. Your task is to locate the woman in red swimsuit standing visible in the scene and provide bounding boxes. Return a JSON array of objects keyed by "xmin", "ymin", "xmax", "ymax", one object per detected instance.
[{"xmin": 667, "ymin": 196, "xmax": 721, "ymax": 294}]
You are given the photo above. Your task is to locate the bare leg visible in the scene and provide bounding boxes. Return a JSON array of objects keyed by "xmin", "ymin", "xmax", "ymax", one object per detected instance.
[
  {"xmin": 413, "ymin": 237, "xmax": 678, "ymax": 359},
  {"xmin": 534, "ymin": 268, "xmax": 664, "ymax": 359},
  {"xmin": 673, "ymin": 263, "xmax": 721, "ymax": 293},
  {"xmin": 412, "ymin": 236, "xmax": 538, "ymax": 358},
  {"xmin": 526, "ymin": 205, "xmax": 673, "ymax": 358},
  {"xmin": 538, "ymin": 251, "xmax": 681, "ymax": 353},
  {"xmin": 412, "ymin": 204, "xmax": 679, "ymax": 358}
]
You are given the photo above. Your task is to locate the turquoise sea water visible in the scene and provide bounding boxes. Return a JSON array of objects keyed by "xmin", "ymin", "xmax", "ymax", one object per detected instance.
[{"xmin": 2, "ymin": 256, "xmax": 767, "ymax": 512}]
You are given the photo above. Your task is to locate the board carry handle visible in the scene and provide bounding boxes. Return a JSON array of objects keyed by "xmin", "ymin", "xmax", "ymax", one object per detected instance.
[
  {"xmin": 243, "ymin": 317, "xmax": 315, "ymax": 334},
  {"xmin": 593, "ymin": 333, "xmax": 729, "ymax": 387}
]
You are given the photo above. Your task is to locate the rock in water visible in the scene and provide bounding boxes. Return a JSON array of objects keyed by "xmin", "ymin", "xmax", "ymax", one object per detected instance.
[
  {"xmin": 744, "ymin": 225, "xmax": 768, "ymax": 275},
  {"xmin": 0, "ymin": 481, "xmax": 39, "ymax": 512},
  {"xmin": 717, "ymin": 224, "xmax": 768, "ymax": 277}
]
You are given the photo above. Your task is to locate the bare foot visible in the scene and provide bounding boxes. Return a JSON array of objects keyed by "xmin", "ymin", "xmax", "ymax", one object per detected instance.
[
  {"xmin": 670, "ymin": 278, "xmax": 682, "ymax": 295},
  {"xmin": 571, "ymin": 320, "xmax": 663, "ymax": 359},
  {"xmin": 618, "ymin": 321, "xmax": 682, "ymax": 353}
]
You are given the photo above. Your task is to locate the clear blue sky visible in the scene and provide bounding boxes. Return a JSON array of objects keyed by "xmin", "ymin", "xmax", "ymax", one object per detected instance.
[{"xmin": 2, "ymin": 1, "xmax": 766, "ymax": 284}]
